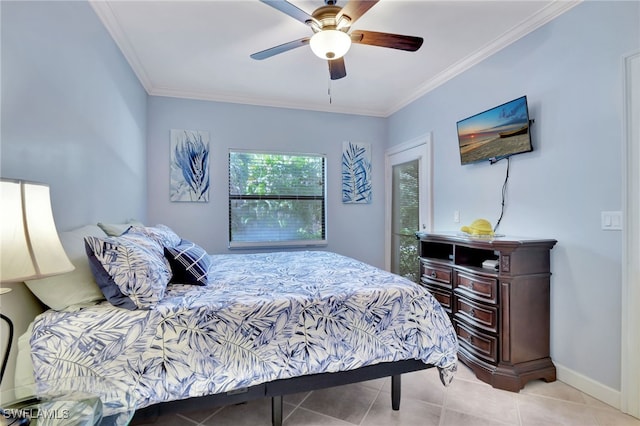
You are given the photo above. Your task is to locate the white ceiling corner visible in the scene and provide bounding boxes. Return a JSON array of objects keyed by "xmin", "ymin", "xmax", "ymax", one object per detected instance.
[{"xmin": 90, "ymin": 0, "xmax": 582, "ymax": 117}]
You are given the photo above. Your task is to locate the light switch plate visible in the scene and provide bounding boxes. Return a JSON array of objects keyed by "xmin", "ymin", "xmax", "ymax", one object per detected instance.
[{"xmin": 601, "ymin": 211, "xmax": 623, "ymax": 230}]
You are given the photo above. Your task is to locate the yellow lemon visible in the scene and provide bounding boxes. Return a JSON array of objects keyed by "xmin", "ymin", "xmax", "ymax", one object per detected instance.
[{"xmin": 460, "ymin": 219, "xmax": 494, "ymax": 236}]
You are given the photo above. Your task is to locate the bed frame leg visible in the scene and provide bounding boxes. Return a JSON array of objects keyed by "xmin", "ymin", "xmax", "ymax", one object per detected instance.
[
  {"xmin": 391, "ymin": 375, "xmax": 401, "ymax": 410},
  {"xmin": 272, "ymin": 395, "xmax": 283, "ymax": 426}
]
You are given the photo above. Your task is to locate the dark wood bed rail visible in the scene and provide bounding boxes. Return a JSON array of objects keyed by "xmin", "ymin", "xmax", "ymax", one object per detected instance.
[{"xmin": 131, "ymin": 359, "xmax": 434, "ymax": 426}]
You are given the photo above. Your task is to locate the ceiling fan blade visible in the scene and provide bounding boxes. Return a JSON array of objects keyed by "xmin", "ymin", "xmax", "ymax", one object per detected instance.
[
  {"xmin": 328, "ymin": 57, "xmax": 347, "ymax": 80},
  {"xmin": 351, "ymin": 30, "xmax": 423, "ymax": 51},
  {"xmin": 250, "ymin": 37, "xmax": 310, "ymax": 60},
  {"xmin": 336, "ymin": 1, "xmax": 379, "ymax": 28},
  {"xmin": 260, "ymin": 0, "xmax": 314, "ymax": 25}
]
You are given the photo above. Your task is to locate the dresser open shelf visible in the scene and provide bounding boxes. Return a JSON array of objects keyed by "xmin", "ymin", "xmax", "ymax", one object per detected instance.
[{"xmin": 416, "ymin": 232, "xmax": 557, "ymax": 392}]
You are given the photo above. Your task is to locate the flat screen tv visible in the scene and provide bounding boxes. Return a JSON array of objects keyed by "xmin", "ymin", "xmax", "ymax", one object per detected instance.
[{"xmin": 457, "ymin": 96, "xmax": 533, "ymax": 165}]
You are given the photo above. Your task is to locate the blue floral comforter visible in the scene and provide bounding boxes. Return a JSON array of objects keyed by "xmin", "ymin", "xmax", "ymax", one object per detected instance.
[{"xmin": 30, "ymin": 251, "xmax": 458, "ymax": 410}]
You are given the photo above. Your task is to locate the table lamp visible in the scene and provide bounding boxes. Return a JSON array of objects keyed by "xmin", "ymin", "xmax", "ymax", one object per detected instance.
[{"xmin": 0, "ymin": 178, "xmax": 74, "ymax": 385}]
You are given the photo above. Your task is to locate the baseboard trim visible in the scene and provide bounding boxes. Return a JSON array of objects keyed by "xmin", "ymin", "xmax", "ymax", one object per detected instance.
[{"xmin": 555, "ymin": 363, "xmax": 620, "ymax": 409}]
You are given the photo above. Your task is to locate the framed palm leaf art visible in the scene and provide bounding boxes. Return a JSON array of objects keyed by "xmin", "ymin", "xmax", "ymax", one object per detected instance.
[
  {"xmin": 170, "ymin": 129, "xmax": 210, "ymax": 202},
  {"xmin": 342, "ymin": 141, "xmax": 372, "ymax": 204}
]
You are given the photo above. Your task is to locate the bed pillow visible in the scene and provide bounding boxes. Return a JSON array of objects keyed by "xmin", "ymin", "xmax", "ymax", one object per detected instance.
[
  {"xmin": 117, "ymin": 232, "xmax": 167, "ymax": 262},
  {"xmin": 125, "ymin": 224, "xmax": 181, "ymax": 249},
  {"xmin": 97, "ymin": 219, "xmax": 144, "ymax": 237},
  {"xmin": 84, "ymin": 235, "xmax": 170, "ymax": 310},
  {"xmin": 164, "ymin": 240, "xmax": 211, "ymax": 285},
  {"xmin": 25, "ymin": 225, "xmax": 107, "ymax": 311}
]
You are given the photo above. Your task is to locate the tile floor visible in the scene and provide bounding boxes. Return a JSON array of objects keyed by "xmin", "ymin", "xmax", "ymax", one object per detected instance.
[{"xmin": 135, "ymin": 363, "xmax": 640, "ymax": 426}]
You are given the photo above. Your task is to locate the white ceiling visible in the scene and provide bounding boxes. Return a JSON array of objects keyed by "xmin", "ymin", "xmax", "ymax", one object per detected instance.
[{"xmin": 91, "ymin": 0, "xmax": 580, "ymax": 117}]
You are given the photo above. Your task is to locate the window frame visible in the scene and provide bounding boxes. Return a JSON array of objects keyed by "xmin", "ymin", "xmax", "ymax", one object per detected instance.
[{"xmin": 228, "ymin": 149, "xmax": 328, "ymax": 249}]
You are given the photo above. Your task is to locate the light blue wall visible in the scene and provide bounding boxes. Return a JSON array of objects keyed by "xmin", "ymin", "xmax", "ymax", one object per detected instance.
[
  {"xmin": 146, "ymin": 96, "xmax": 387, "ymax": 267},
  {"xmin": 1, "ymin": 0, "xmax": 148, "ymax": 231},
  {"xmin": 1, "ymin": 0, "xmax": 637, "ymax": 400},
  {"xmin": 0, "ymin": 0, "xmax": 147, "ymax": 389},
  {"xmin": 388, "ymin": 1, "xmax": 640, "ymax": 391}
]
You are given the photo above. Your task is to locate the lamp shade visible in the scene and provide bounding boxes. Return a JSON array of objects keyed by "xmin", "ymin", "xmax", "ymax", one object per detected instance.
[
  {"xmin": 310, "ymin": 30, "xmax": 351, "ymax": 60},
  {"xmin": 0, "ymin": 179, "xmax": 74, "ymax": 282}
]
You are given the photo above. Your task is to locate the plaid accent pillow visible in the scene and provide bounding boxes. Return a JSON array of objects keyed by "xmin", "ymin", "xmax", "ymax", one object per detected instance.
[{"xmin": 164, "ymin": 240, "xmax": 211, "ymax": 285}]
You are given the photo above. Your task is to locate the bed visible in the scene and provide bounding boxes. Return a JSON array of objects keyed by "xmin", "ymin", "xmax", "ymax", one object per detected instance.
[{"xmin": 17, "ymin": 225, "xmax": 458, "ymax": 425}]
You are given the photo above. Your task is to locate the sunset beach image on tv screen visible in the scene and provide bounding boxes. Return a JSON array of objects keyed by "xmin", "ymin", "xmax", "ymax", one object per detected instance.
[{"xmin": 457, "ymin": 96, "xmax": 532, "ymax": 165}]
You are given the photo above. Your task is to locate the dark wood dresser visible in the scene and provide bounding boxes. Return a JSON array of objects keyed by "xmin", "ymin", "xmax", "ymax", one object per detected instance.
[{"xmin": 415, "ymin": 232, "xmax": 557, "ymax": 392}]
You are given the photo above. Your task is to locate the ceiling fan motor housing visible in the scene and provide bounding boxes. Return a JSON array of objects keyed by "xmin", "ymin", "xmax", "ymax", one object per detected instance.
[{"xmin": 309, "ymin": 5, "xmax": 349, "ymax": 32}]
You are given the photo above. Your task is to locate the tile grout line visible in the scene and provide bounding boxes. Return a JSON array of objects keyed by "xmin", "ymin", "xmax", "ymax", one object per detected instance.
[
  {"xmin": 437, "ymin": 376, "xmax": 450, "ymax": 426},
  {"xmin": 194, "ymin": 404, "xmax": 232, "ymax": 425},
  {"xmin": 175, "ymin": 411, "xmax": 207, "ymax": 425},
  {"xmin": 358, "ymin": 383, "xmax": 384, "ymax": 425},
  {"xmin": 283, "ymin": 391, "xmax": 314, "ymax": 423},
  {"xmin": 514, "ymin": 392, "xmax": 524, "ymax": 426}
]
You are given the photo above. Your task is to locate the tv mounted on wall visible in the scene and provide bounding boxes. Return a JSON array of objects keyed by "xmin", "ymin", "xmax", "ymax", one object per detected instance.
[{"xmin": 457, "ymin": 96, "xmax": 533, "ymax": 165}]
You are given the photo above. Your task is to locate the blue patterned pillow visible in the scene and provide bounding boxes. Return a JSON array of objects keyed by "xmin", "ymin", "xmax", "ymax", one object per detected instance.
[
  {"xmin": 164, "ymin": 240, "xmax": 211, "ymax": 285},
  {"xmin": 84, "ymin": 235, "xmax": 171, "ymax": 310},
  {"xmin": 118, "ymin": 232, "xmax": 166, "ymax": 261},
  {"xmin": 125, "ymin": 224, "xmax": 181, "ymax": 249}
]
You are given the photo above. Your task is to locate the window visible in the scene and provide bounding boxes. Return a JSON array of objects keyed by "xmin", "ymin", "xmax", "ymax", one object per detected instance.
[{"xmin": 228, "ymin": 150, "xmax": 327, "ymax": 248}]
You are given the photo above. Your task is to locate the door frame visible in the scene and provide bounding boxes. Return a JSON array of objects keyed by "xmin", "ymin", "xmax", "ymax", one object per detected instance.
[
  {"xmin": 621, "ymin": 50, "xmax": 639, "ymax": 418},
  {"xmin": 384, "ymin": 133, "xmax": 433, "ymax": 272}
]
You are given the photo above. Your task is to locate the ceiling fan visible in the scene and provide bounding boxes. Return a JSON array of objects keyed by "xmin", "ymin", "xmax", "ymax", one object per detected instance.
[{"xmin": 250, "ymin": 0, "xmax": 424, "ymax": 80}]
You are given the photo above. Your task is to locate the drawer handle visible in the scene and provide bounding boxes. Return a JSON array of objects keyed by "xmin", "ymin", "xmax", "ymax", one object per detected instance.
[
  {"xmin": 430, "ymin": 271, "xmax": 437, "ymax": 279},
  {"xmin": 468, "ymin": 308, "xmax": 476, "ymax": 317}
]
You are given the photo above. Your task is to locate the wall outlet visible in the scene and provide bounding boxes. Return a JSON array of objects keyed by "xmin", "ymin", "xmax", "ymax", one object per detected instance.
[{"xmin": 454, "ymin": 210, "xmax": 460, "ymax": 223}]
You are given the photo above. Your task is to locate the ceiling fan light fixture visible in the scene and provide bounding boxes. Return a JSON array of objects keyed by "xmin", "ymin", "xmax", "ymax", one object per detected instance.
[{"xmin": 310, "ymin": 30, "xmax": 351, "ymax": 60}]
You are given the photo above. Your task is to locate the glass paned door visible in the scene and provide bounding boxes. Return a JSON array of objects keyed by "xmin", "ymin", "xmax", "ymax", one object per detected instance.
[{"xmin": 391, "ymin": 159, "xmax": 419, "ymax": 282}]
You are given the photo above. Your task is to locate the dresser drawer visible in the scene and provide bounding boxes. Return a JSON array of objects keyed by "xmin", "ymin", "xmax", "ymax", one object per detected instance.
[
  {"xmin": 454, "ymin": 270, "xmax": 497, "ymax": 304},
  {"xmin": 453, "ymin": 294, "xmax": 498, "ymax": 333},
  {"xmin": 455, "ymin": 320, "xmax": 498, "ymax": 364},
  {"xmin": 420, "ymin": 261, "xmax": 452, "ymax": 288},
  {"xmin": 420, "ymin": 283, "xmax": 452, "ymax": 313}
]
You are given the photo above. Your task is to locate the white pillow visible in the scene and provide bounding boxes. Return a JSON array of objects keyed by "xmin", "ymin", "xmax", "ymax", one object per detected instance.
[
  {"xmin": 25, "ymin": 225, "xmax": 107, "ymax": 311},
  {"xmin": 15, "ymin": 325, "xmax": 36, "ymax": 396}
]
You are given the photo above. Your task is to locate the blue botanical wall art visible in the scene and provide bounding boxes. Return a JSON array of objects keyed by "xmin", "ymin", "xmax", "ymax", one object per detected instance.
[
  {"xmin": 170, "ymin": 129, "xmax": 210, "ymax": 202},
  {"xmin": 342, "ymin": 141, "xmax": 372, "ymax": 204}
]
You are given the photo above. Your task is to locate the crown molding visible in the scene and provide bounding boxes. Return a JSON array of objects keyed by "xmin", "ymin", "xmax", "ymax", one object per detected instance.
[
  {"xmin": 90, "ymin": 0, "xmax": 154, "ymax": 93},
  {"xmin": 92, "ymin": 0, "xmax": 582, "ymax": 118},
  {"xmin": 149, "ymin": 86, "xmax": 387, "ymax": 117},
  {"xmin": 385, "ymin": 0, "xmax": 583, "ymax": 117}
]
